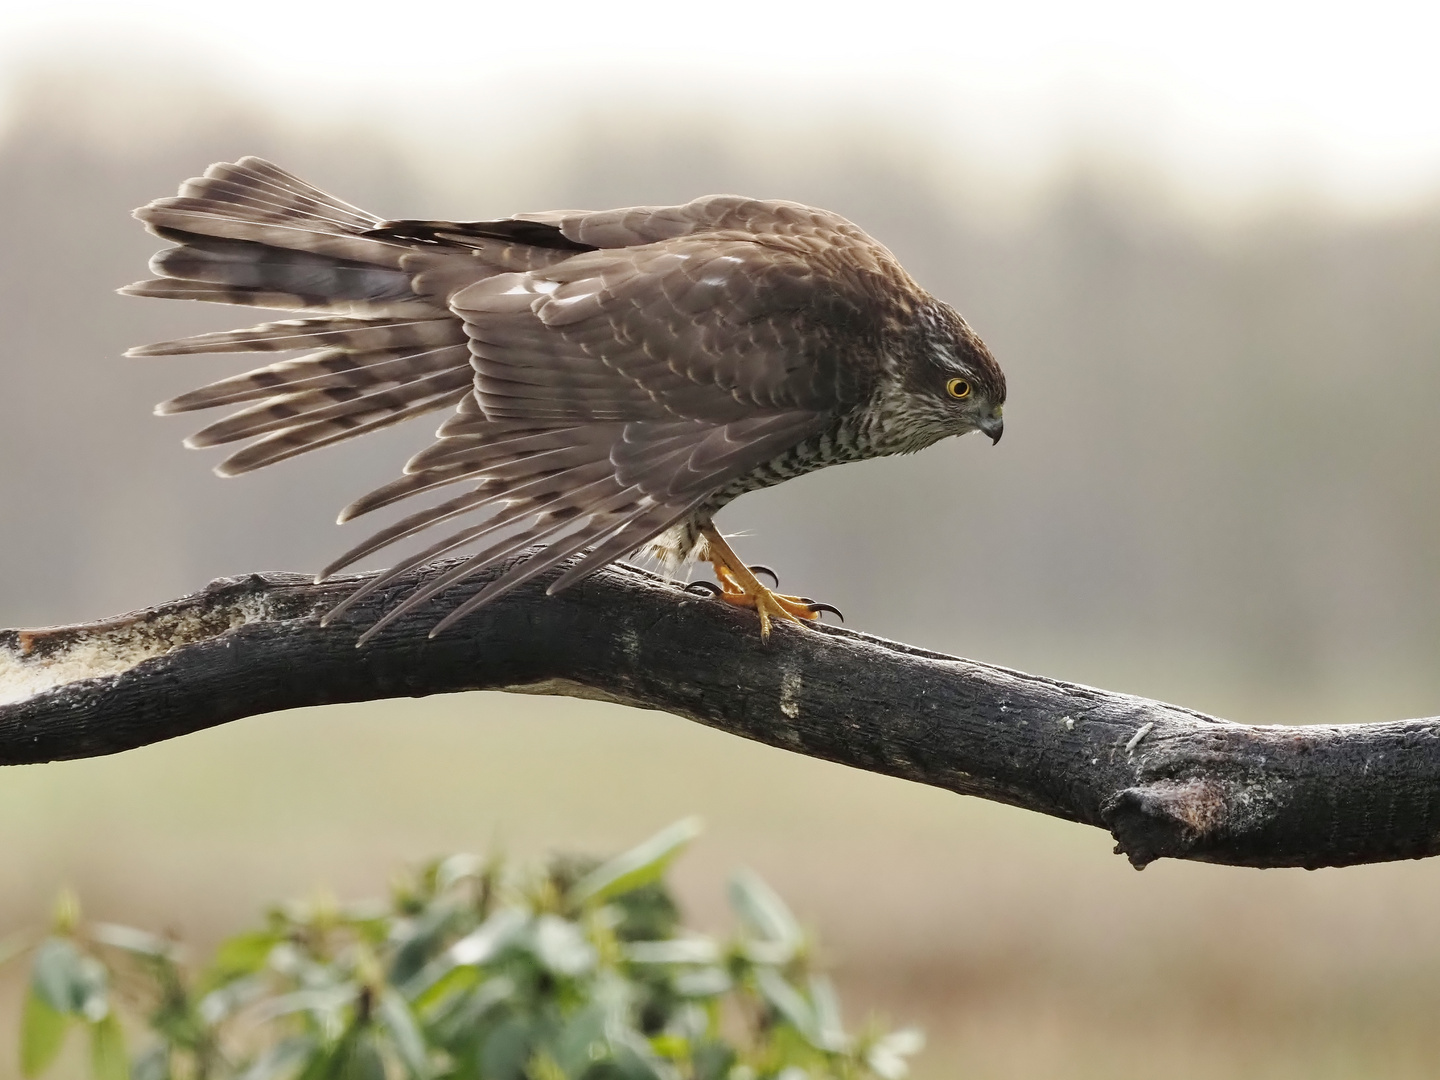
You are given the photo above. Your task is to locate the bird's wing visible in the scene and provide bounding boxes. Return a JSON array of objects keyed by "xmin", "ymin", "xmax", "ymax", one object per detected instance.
[
  {"xmin": 321, "ymin": 405, "xmax": 829, "ymax": 642},
  {"xmin": 454, "ymin": 226, "xmax": 910, "ymax": 424}
]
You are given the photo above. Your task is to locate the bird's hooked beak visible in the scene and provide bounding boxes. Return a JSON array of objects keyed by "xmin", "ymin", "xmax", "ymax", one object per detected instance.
[{"xmin": 979, "ymin": 409, "xmax": 1004, "ymax": 445}]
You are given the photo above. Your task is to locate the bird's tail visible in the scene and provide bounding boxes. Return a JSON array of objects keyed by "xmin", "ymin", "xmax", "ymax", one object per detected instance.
[{"xmin": 122, "ymin": 157, "xmax": 473, "ymax": 476}]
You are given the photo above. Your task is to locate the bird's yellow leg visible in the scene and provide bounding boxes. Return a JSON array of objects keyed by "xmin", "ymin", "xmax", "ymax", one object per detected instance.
[{"xmin": 700, "ymin": 526, "xmax": 819, "ymax": 639}]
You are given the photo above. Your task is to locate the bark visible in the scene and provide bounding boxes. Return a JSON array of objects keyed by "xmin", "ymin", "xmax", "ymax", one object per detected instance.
[{"xmin": 2, "ymin": 557, "xmax": 1438, "ymax": 870}]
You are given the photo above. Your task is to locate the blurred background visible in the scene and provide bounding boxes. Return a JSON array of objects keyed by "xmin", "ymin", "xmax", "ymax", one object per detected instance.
[{"xmin": 4, "ymin": 1, "xmax": 1440, "ymax": 1075}]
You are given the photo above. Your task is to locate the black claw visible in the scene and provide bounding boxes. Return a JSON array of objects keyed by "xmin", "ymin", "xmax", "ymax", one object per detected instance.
[
  {"xmin": 685, "ymin": 580, "xmax": 724, "ymax": 597},
  {"xmin": 747, "ymin": 564, "xmax": 780, "ymax": 587},
  {"xmin": 807, "ymin": 602, "xmax": 844, "ymax": 623}
]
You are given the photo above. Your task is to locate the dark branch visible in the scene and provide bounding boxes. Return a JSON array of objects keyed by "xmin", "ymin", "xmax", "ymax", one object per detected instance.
[{"xmin": 3, "ymin": 558, "xmax": 1439, "ymax": 870}]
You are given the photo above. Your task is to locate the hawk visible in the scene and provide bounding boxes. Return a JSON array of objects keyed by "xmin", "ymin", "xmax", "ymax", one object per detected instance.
[{"xmin": 124, "ymin": 158, "xmax": 1005, "ymax": 640}]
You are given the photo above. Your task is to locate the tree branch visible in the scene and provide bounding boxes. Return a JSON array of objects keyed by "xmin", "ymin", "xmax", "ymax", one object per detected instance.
[{"xmin": 3, "ymin": 558, "xmax": 1438, "ymax": 870}]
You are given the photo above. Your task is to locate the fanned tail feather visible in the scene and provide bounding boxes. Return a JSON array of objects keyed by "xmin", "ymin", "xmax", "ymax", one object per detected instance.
[
  {"xmin": 125, "ymin": 157, "xmax": 478, "ymax": 476},
  {"xmin": 127, "ymin": 316, "xmax": 461, "ymax": 357}
]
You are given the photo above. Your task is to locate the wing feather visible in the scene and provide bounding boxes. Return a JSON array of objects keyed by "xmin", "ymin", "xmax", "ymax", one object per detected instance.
[{"xmin": 213, "ymin": 386, "xmax": 470, "ymax": 476}]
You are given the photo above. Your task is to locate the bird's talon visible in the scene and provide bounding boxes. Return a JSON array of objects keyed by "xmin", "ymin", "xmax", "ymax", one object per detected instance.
[
  {"xmin": 702, "ymin": 527, "xmax": 835, "ymax": 637},
  {"xmin": 685, "ymin": 580, "xmax": 724, "ymax": 597},
  {"xmin": 806, "ymin": 602, "xmax": 844, "ymax": 622},
  {"xmin": 747, "ymin": 564, "xmax": 780, "ymax": 587}
]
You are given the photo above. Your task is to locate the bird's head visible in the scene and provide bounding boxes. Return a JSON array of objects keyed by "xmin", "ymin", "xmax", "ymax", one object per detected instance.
[{"xmin": 894, "ymin": 301, "xmax": 1006, "ymax": 448}]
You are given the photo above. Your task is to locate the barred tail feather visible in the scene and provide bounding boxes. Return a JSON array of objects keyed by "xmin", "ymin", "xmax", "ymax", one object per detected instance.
[
  {"xmin": 183, "ymin": 361, "xmax": 472, "ymax": 449},
  {"xmin": 126, "ymin": 158, "xmax": 481, "ymax": 476},
  {"xmin": 127, "ymin": 316, "xmax": 460, "ymax": 357},
  {"xmin": 210, "ymin": 384, "xmax": 472, "ymax": 476},
  {"xmin": 156, "ymin": 346, "xmax": 458, "ymax": 416}
]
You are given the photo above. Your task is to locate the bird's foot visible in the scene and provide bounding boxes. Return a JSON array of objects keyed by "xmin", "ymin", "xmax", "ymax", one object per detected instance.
[
  {"xmin": 712, "ymin": 564, "xmax": 820, "ymax": 639},
  {"xmin": 697, "ymin": 526, "xmax": 841, "ymax": 640}
]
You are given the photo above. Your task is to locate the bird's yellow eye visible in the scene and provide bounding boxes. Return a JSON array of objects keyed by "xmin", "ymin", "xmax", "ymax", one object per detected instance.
[{"xmin": 946, "ymin": 378, "xmax": 972, "ymax": 399}]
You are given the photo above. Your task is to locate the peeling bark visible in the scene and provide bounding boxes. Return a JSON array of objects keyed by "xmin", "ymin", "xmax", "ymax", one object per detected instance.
[{"xmin": 3, "ymin": 557, "xmax": 1439, "ymax": 870}]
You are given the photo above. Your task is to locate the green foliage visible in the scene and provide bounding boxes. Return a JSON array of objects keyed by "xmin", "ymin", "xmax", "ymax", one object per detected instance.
[{"xmin": 6, "ymin": 823, "xmax": 921, "ymax": 1080}]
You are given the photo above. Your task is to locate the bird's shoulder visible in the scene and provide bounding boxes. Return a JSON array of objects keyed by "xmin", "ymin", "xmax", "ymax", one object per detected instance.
[
  {"xmin": 513, "ymin": 196, "xmax": 923, "ymax": 329},
  {"xmin": 523, "ymin": 195, "xmax": 906, "ymax": 272}
]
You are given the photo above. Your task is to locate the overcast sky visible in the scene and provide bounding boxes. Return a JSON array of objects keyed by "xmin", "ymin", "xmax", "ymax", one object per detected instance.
[{"xmin": 3, "ymin": 0, "xmax": 1438, "ymax": 212}]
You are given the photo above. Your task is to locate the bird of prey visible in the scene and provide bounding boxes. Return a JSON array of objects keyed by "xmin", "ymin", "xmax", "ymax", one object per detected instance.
[{"xmin": 124, "ymin": 158, "xmax": 1005, "ymax": 641}]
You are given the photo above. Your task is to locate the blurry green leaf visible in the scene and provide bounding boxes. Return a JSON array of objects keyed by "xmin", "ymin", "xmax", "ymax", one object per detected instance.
[
  {"xmin": 526, "ymin": 1049, "xmax": 568, "ymax": 1080},
  {"xmin": 736, "ymin": 940, "xmax": 793, "ymax": 966},
  {"xmin": 531, "ymin": 915, "xmax": 596, "ymax": 977},
  {"xmin": 569, "ymin": 818, "xmax": 702, "ymax": 906},
  {"xmin": 409, "ymin": 962, "xmax": 479, "ymax": 1011},
  {"xmin": 753, "ymin": 968, "xmax": 815, "ymax": 1042},
  {"xmin": 258, "ymin": 984, "xmax": 359, "ymax": 1023},
  {"xmin": 673, "ymin": 967, "xmax": 731, "ymax": 997},
  {"xmin": 92, "ymin": 923, "xmax": 178, "ymax": 960},
  {"xmin": 449, "ymin": 907, "xmax": 529, "ymax": 967},
  {"xmin": 377, "ymin": 988, "xmax": 431, "ymax": 1078},
  {"xmin": 435, "ymin": 853, "xmax": 484, "ymax": 892},
  {"xmin": 624, "ymin": 938, "xmax": 719, "ymax": 965},
  {"xmin": 237, "ymin": 1036, "xmax": 318, "ymax": 1080},
  {"xmin": 479, "ymin": 1015, "xmax": 537, "ymax": 1080},
  {"xmin": 343, "ymin": 1033, "xmax": 388, "ymax": 1080},
  {"xmin": 390, "ymin": 903, "xmax": 458, "ymax": 987},
  {"xmin": 31, "ymin": 939, "xmax": 85, "ymax": 1013},
  {"xmin": 199, "ymin": 973, "xmax": 268, "ymax": 1026},
  {"xmin": 728, "ymin": 872, "xmax": 801, "ymax": 953},
  {"xmin": 75, "ymin": 957, "xmax": 112, "ymax": 1023},
  {"xmin": 208, "ymin": 929, "xmax": 283, "ymax": 984},
  {"xmin": 89, "ymin": 1013, "xmax": 128, "ymax": 1080},
  {"xmin": 19, "ymin": 990, "xmax": 69, "ymax": 1077},
  {"xmin": 400, "ymin": 906, "xmax": 527, "ymax": 1001},
  {"xmin": 295, "ymin": 1029, "xmax": 387, "ymax": 1080},
  {"xmin": 51, "ymin": 891, "xmax": 81, "ymax": 936},
  {"xmin": 775, "ymin": 1068, "xmax": 809, "ymax": 1080},
  {"xmin": 648, "ymin": 1033, "xmax": 686, "ymax": 1058},
  {"xmin": 865, "ymin": 1028, "xmax": 925, "ymax": 1080},
  {"xmin": 609, "ymin": 1030, "xmax": 675, "ymax": 1080},
  {"xmin": 553, "ymin": 1002, "xmax": 609, "ymax": 1076},
  {"xmin": 131, "ymin": 1044, "xmax": 169, "ymax": 1080},
  {"xmin": 423, "ymin": 974, "xmax": 514, "ymax": 1045},
  {"xmin": 808, "ymin": 975, "xmax": 847, "ymax": 1052},
  {"xmin": 604, "ymin": 879, "xmax": 682, "ymax": 943},
  {"xmin": 689, "ymin": 1039, "xmax": 735, "ymax": 1080}
]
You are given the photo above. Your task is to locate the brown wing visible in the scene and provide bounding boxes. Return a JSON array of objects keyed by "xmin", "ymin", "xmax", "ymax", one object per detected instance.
[{"xmin": 455, "ymin": 231, "xmax": 892, "ymax": 422}]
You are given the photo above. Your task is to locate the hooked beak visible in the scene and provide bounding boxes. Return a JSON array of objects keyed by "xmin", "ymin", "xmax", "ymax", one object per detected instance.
[{"xmin": 979, "ymin": 414, "xmax": 1004, "ymax": 445}]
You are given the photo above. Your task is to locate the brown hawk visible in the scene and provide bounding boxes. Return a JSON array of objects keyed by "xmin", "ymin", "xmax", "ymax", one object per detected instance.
[{"xmin": 124, "ymin": 158, "xmax": 1005, "ymax": 640}]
